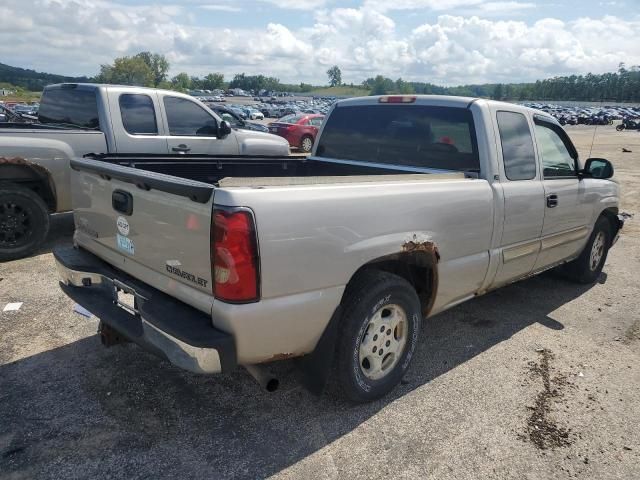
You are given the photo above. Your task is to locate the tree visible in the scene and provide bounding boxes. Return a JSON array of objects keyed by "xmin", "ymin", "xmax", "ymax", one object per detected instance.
[
  {"xmin": 135, "ymin": 52, "xmax": 169, "ymax": 86},
  {"xmin": 368, "ymin": 75, "xmax": 395, "ymax": 95},
  {"xmin": 202, "ymin": 73, "xmax": 225, "ymax": 90},
  {"xmin": 492, "ymin": 83, "xmax": 504, "ymax": 100},
  {"xmin": 395, "ymin": 78, "xmax": 414, "ymax": 94},
  {"xmin": 96, "ymin": 56, "xmax": 154, "ymax": 86},
  {"xmin": 171, "ymin": 72, "xmax": 191, "ymax": 91},
  {"xmin": 326, "ymin": 66, "xmax": 342, "ymax": 87}
]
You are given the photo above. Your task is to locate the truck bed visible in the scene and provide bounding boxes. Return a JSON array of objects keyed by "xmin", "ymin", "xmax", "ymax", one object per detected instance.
[{"xmin": 85, "ymin": 153, "xmax": 471, "ymax": 187}]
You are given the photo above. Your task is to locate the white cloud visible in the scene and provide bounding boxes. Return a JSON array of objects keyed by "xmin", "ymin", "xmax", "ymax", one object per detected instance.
[
  {"xmin": 258, "ymin": 0, "xmax": 329, "ymax": 10},
  {"xmin": 0, "ymin": 0, "xmax": 639, "ymax": 86},
  {"xmin": 200, "ymin": 4, "xmax": 243, "ymax": 12}
]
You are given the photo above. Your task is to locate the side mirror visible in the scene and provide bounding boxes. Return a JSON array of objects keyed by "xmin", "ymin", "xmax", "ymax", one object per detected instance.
[
  {"xmin": 583, "ymin": 158, "xmax": 614, "ymax": 179},
  {"xmin": 218, "ymin": 120, "xmax": 232, "ymax": 139}
]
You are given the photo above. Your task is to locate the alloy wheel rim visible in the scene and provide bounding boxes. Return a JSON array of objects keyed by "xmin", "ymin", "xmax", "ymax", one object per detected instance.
[
  {"xmin": 0, "ymin": 201, "xmax": 32, "ymax": 248},
  {"xmin": 358, "ymin": 304, "xmax": 408, "ymax": 381},
  {"xmin": 589, "ymin": 231, "xmax": 606, "ymax": 271},
  {"xmin": 302, "ymin": 138, "xmax": 313, "ymax": 151}
]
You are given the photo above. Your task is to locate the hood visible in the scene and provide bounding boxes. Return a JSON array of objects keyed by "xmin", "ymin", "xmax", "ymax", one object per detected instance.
[{"xmin": 234, "ymin": 128, "xmax": 290, "ymax": 156}]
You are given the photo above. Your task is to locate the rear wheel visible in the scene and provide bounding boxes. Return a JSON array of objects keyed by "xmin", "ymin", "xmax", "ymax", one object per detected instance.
[
  {"xmin": 616, "ymin": 124, "xmax": 625, "ymax": 131},
  {"xmin": 562, "ymin": 217, "xmax": 611, "ymax": 284},
  {"xmin": 0, "ymin": 185, "xmax": 50, "ymax": 262},
  {"xmin": 300, "ymin": 135, "xmax": 314, "ymax": 153},
  {"xmin": 335, "ymin": 270, "xmax": 422, "ymax": 402}
]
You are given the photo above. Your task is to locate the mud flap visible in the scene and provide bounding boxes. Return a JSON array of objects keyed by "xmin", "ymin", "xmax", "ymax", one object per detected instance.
[{"xmin": 298, "ymin": 305, "xmax": 343, "ymax": 396}]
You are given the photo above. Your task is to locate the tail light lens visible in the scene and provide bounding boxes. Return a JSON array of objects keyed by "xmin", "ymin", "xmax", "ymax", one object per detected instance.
[{"xmin": 212, "ymin": 208, "xmax": 259, "ymax": 303}]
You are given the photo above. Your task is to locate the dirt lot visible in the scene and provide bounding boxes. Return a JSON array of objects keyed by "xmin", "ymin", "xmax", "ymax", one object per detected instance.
[{"xmin": 1, "ymin": 125, "xmax": 639, "ymax": 479}]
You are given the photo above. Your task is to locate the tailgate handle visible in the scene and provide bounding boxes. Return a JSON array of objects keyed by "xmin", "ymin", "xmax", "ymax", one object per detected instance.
[{"xmin": 112, "ymin": 190, "xmax": 133, "ymax": 215}]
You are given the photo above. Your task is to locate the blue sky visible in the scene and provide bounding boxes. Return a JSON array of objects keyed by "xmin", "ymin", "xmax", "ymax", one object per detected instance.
[{"xmin": 1, "ymin": 0, "xmax": 638, "ymax": 85}]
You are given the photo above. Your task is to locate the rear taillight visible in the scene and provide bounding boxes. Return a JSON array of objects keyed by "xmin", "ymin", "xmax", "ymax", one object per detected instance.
[{"xmin": 211, "ymin": 208, "xmax": 259, "ymax": 303}]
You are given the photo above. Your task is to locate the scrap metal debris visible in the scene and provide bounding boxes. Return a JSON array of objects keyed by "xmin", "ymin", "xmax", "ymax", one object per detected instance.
[{"xmin": 3, "ymin": 302, "xmax": 23, "ymax": 312}]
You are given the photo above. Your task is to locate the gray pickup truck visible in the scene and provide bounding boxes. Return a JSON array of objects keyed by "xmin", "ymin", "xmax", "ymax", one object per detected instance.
[
  {"xmin": 54, "ymin": 95, "xmax": 624, "ymax": 401},
  {"xmin": 0, "ymin": 83, "xmax": 289, "ymax": 261}
]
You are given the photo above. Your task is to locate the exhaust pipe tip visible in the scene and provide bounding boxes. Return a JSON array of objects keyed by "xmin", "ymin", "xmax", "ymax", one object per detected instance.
[
  {"xmin": 245, "ymin": 364, "xmax": 279, "ymax": 392},
  {"xmin": 265, "ymin": 378, "xmax": 279, "ymax": 392}
]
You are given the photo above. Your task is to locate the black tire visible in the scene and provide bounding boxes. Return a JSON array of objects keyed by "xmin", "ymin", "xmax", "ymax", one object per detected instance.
[
  {"xmin": 0, "ymin": 184, "xmax": 50, "ymax": 262},
  {"xmin": 563, "ymin": 217, "xmax": 611, "ymax": 284},
  {"xmin": 300, "ymin": 135, "xmax": 314, "ymax": 153},
  {"xmin": 335, "ymin": 270, "xmax": 422, "ymax": 402},
  {"xmin": 616, "ymin": 124, "xmax": 625, "ymax": 131}
]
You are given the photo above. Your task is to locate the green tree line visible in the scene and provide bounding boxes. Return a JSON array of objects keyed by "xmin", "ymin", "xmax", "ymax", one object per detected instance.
[
  {"xmin": 362, "ymin": 63, "xmax": 640, "ymax": 102},
  {"xmin": 2, "ymin": 53, "xmax": 639, "ymax": 102}
]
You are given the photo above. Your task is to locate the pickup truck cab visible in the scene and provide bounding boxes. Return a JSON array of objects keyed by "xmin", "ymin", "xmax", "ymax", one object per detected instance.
[
  {"xmin": 0, "ymin": 83, "xmax": 289, "ymax": 260},
  {"xmin": 54, "ymin": 95, "xmax": 624, "ymax": 401}
]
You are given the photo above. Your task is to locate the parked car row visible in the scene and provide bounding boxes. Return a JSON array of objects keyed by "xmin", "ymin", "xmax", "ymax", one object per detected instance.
[
  {"xmin": 523, "ymin": 102, "xmax": 640, "ymax": 127},
  {"xmin": 0, "ymin": 101, "xmax": 39, "ymax": 120}
]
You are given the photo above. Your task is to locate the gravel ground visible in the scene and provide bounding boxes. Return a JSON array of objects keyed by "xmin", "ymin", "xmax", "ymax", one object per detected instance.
[{"xmin": 1, "ymin": 125, "xmax": 639, "ymax": 480}]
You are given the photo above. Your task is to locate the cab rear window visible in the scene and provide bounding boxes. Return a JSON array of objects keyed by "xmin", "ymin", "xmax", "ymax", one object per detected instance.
[
  {"xmin": 316, "ymin": 104, "xmax": 479, "ymax": 172},
  {"xmin": 38, "ymin": 87, "xmax": 100, "ymax": 129}
]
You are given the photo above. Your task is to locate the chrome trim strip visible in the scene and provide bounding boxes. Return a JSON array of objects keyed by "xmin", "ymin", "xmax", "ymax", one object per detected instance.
[
  {"xmin": 503, "ymin": 240, "xmax": 540, "ymax": 263},
  {"xmin": 540, "ymin": 226, "xmax": 589, "ymax": 251}
]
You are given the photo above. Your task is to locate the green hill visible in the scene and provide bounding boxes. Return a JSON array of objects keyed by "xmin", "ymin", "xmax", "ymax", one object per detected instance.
[{"xmin": 0, "ymin": 63, "xmax": 89, "ymax": 91}]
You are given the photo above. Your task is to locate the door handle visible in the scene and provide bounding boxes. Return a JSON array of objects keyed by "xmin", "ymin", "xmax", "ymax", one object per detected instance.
[
  {"xmin": 546, "ymin": 194, "xmax": 558, "ymax": 208},
  {"xmin": 172, "ymin": 144, "xmax": 191, "ymax": 153}
]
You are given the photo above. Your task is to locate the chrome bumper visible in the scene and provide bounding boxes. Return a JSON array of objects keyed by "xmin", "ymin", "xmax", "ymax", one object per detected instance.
[{"xmin": 54, "ymin": 246, "xmax": 236, "ymax": 374}]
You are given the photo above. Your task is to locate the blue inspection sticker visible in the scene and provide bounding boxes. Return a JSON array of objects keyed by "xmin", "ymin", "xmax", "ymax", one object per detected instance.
[{"xmin": 116, "ymin": 233, "xmax": 135, "ymax": 255}]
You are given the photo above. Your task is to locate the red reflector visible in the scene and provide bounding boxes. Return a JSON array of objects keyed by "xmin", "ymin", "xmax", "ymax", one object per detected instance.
[
  {"xmin": 379, "ymin": 96, "xmax": 416, "ymax": 104},
  {"xmin": 212, "ymin": 209, "xmax": 259, "ymax": 302}
]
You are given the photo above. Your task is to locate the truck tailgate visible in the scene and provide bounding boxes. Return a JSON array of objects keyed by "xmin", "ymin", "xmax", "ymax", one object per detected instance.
[{"xmin": 69, "ymin": 158, "xmax": 215, "ymax": 310}]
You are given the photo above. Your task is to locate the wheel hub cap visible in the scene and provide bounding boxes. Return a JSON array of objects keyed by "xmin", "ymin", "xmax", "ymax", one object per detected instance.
[
  {"xmin": 359, "ymin": 304, "xmax": 408, "ymax": 381},
  {"xmin": 589, "ymin": 231, "xmax": 606, "ymax": 271}
]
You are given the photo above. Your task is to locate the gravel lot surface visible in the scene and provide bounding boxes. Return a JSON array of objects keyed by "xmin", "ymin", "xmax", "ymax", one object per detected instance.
[{"xmin": 1, "ymin": 125, "xmax": 639, "ymax": 479}]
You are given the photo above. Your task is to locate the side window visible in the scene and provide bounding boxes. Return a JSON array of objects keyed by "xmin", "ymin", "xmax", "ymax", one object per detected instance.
[
  {"xmin": 496, "ymin": 111, "xmax": 536, "ymax": 180},
  {"xmin": 119, "ymin": 94, "xmax": 157, "ymax": 135},
  {"xmin": 163, "ymin": 97, "xmax": 217, "ymax": 136},
  {"xmin": 534, "ymin": 120, "xmax": 577, "ymax": 178},
  {"xmin": 310, "ymin": 117, "xmax": 324, "ymax": 127}
]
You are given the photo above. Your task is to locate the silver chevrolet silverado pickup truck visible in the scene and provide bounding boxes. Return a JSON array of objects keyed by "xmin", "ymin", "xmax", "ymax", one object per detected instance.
[
  {"xmin": 0, "ymin": 83, "xmax": 289, "ymax": 261},
  {"xmin": 54, "ymin": 95, "xmax": 624, "ymax": 402}
]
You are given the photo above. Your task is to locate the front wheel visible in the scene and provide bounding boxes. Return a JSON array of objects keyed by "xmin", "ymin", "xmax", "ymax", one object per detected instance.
[
  {"xmin": 335, "ymin": 270, "xmax": 422, "ymax": 402},
  {"xmin": 300, "ymin": 135, "xmax": 314, "ymax": 153},
  {"xmin": 0, "ymin": 185, "xmax": 50, "ymax": 262},
  {"xmin": 616, "ymin": 124, "xmax": 625, "ymax": 131},
  {"xmin": 562, "ymin": 217, "xmax": 611, "ymax": 284}
]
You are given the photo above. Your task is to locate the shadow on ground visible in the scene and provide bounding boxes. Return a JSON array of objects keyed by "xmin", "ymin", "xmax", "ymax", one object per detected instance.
[
  {"xmin": 37, "ymin": 212, "xmax": 74, "ymax": 255},
  {"xmin": 0, "ymin": 270, "xmax": 596, "ymax": 479}
]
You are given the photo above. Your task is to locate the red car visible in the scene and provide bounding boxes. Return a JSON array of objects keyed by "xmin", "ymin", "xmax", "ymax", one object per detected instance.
[{"xmin": 268, "ymin": 114, "xmax": 324, "ymax": 153}]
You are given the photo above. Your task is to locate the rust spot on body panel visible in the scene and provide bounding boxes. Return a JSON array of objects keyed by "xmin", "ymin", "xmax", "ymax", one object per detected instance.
[
  {"xmin": 267, "ymin": 352, "xmax": 297, "ymax": 362},
  {"xmin": 0, "ymin": 156, "xmax": 51, "ymax": 177},
  {"xmin": 402, "ymin": 235, "xmax": 440, "ymax": 262}
]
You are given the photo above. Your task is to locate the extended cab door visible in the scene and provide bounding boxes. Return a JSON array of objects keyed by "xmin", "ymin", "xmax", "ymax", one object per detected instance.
[
  {"xmin": 108, "ymin": 90, "xmax": 169, "ymax": 153},
  {"xmin": 532, "ymin": 116, "xmax": 591, "ymax": 269},
  {"xmin": 159, "ymin": 94, "xmax": 239, "ymax": 155},
  {"xmin": 491, "ymin": 110, "xmax": 545, "ymax": 286}
]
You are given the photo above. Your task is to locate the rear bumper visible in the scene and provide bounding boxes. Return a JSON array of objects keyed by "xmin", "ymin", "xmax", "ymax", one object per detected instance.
[{"xmin": 54, "ymin": 245, "xmax": 236, "ymax": 374}]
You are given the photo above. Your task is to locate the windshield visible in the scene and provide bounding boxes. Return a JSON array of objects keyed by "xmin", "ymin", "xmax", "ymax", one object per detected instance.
[{"xmin": 316, "ymin": 104, "xmax": 479, "ymax": 172}]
